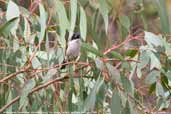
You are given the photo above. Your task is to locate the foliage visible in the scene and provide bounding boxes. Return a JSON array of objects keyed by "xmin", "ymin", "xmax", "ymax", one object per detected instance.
[{"xmin": 0, "ymin": 0, "xmax": 171, "ymax": 114}]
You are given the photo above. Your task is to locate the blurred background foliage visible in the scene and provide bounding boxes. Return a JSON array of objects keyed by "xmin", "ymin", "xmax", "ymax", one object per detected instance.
[{"xmin": 0, "ymin": 0, "xmax": 171, "ymax": 113}]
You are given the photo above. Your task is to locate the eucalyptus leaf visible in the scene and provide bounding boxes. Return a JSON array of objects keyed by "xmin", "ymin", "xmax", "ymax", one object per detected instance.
[
  {"xmin": 80, "ymin": 6, "xmax": 87, "ymax": 41},
  {"xmin": 81, "ymin": 43, "xmax": 103, "ymax": 57},
  {"xmin": 69, "ymin": 0, "xmax": 77, "ymax": 39},
  {"xmin": 119, "ymin": 15, "xmax": 130, "ymax": 31},
  {"xmin": 19, "ymin": 79, "xmax": 36, "ymax": 109},
  {"xmin": 83, "ymin": 77, "xmax": 104, "ymax": 112},
  {"xmin": 0, "ymin": 17, "xmax": 18, "ymax": 37},
  {"xmin": 99, "ymin": 0, "xmax": 109, "ymax": 34},
  {"xmin": 156, "ymin": 82, "xmax": 165, "ymax": 97},
  {"xmin": 6, "ymin": 0, "xmax": 20, "ymax": 35},
  {"xmin": 55, "ymin": 0, "xmax": 69, "ymax": 49},
  {"xmin": 39, "ymin": 3, "xmax": 47, "ymax": 42},
  {"xmin": 155, "ymin": 0, "xmax": 170, "ymax": 34},
  {"xmin": 111, "ymin": 89, "xmax": 122, "ymax": 114},
  {"xmin": 145, "ymin": 70, "xmax": 160, "ymax": 85}
]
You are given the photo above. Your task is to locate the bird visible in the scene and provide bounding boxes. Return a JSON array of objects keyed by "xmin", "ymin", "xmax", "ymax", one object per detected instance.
[
  {"xmin": 61, "ymin": 32, "xmax": 81, "ymax": 69},
  {"xmin": 66, "ymin": 32, "xmax": 81, "ymax": 58}
]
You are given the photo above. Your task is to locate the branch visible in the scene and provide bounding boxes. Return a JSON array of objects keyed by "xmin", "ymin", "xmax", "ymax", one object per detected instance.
[
  {"xmin": 103, "ymin": 35, "xmax": 142, "ymax": 55},
  {"xmin": 0, "ymin": 65, "xmax": 30, "ymax": 83},
  {"xmin": 0, "ymin": 63, "xmax": 89, "ymax": 113}
]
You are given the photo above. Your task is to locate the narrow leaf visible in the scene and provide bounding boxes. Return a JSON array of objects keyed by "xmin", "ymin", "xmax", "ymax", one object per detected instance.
[
  {"xmin": 69, "ymin": 0, "xmax": 77, "ymax": 39},
  {"xmin": 155, "ymin": 0, "xmax": 170, "ymax": 34},
  {"xmin": 81, "ymin": 43, "xmax": 104, "ymax": 57},
  {"xmin": 39, "ymin": 3, "xmax": 47, "ymax": 42},
  {"xmin": 99, "ymin": 0, "xmax": 109, "ymax": 34},
  {"xmin": 80, "ymin": 6, "xmax": 87, "ymax": 41},
  {"xmin": 111, "ymin": 89, "xmax": 121, "ymax": 114}
]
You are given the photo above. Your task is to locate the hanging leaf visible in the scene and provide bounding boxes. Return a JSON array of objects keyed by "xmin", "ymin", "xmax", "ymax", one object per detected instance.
[
  {"xmin": 145, "ymin": 70, "xmax": 160, "ymax": 85},
  {"xmin": 119, "ymin": 15, "xmax": 131, "ymax": 31},
  {"xmin": 6, "ymin": 0, "xmax": 20, "ymax": 35},
  {"xmin": 83, "ymin": 77, "xmax": 104, "ymax": 112},
  {"xmin": 155, "ymin": 0, "xmax": 170, "ymax": 34},
  {"xmin": 111, "ymin": 89, "xmax": 122, "ymax": 114},
  {"xmin": 79, "ymin": 6, "xmax": 87, "ymax": 41},
  {"xmin": 31, "ymin": 57, "xmax": 42, "ymax": 69},
  {"xmin": 19, "ymin": 79, "xmax": 36, "ymax": 109},
  {"xmin": 144, "ymin": 31, "xmax": 163, "ymax": 47},
  {"xmin": 0, "ymin": 17, "xmax": 18, "ymax": 37},
  {"xmin": 69, "ymin": 0, "xmax": 77, "ymax": 39},
  {"xmin": 6, "ymin": 1, "xmax": 20, "ymax": 20},
  {"xmin": 99, "ymin": 0, "xmax": 109, "ymax": 34},
  {"xmin": 156, "ymin": 82, "xmax": 165, "ymax": 97},
  {"xmin": 23, "ymin": 17, "xmax": 31, "ymax": 43},
  {"xmin": 55, "ymin": 0, "xmax": 70, "ymax": 49},
  {"xmin": 39, "ymin": 3, "xmax": 47, "ymax": 42},
  {"xmin": 81, "ymin": 43, "xmax": 104, "ymax": 57},
  {"xmin": 149, "ymin": 51, "xmax": 161, "ymax": 70}
]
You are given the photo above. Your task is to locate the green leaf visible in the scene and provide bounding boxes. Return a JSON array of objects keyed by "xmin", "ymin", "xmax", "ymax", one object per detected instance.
[
  {"xmin": 149, "ymin": 51, "xmax": 161, "ymax": 70},
  {"xmin": 155, "ymin": 0, "xmax": 170, "ymax": 34},
  {"xmin": 111, "ymin": 89, "xmax": 122, "ymax": 114},
  {"xmin": 121, "ymin": 61, "xmax": 131, "ymax": 70},
  {"xmin": 80, "ymin": 6, "xmax": 87, "ymax": 41},
  {"xmin": 99, "ymin": 0, "xmax": 109, "ymax": 34},
  {"xmin": 6, "ymin": 1, "xmax": 20, "ymax": 20},
  {"xmin": 138, "ymin": 50, "xmax": 150, "ymax": 69},
  {"xmin": 119, "ymin": 15, "xmax": 130, "ymax": 31},
  {"xmin": 156, "ymin": 82, "xmax": 165, "ymax": 97},
  {"xmin": 145, "ymin": 70, "xmax": 160, "ymax": 85},
  {"xmin": 0, "ymin": 17, "xmax": 18, "ymax": 37},
  {"xmin": 122, "ymin": 100, "xmax": 131, "ymax": 114},
  {"xmin": 31, "ymin": 57, "xmax": 41, "ymax": 68},
  {"xmin": 55, "ymin": 0, "xmax": 69, "ymax": 49},
  {"xmin": 39, "ymin": 3, "xmax": 47, "ymax": 42},
  {"xmin": 19, "ymin": 79, "xmax": 36, "ymax": 109},
  {"xmin": 165, "ymin": 71, "xmax": 171, "ymax": 81},
  {"xmin": 109, "ymin": 51, "xmax": 124, "ymax": 60},
  {"xmin": 6, "ymin": 90, "xmax": 12, "ymax": 112},
  {"xmin": 69, "ymin": 0, "xmax": 77, "ymax": 39},
  {"xmin": 121, "ymin": 76, "xmax": 134, "ymax": 95},
  {"xmin": 144, "ymin": 31, "xmax": 163, "ymax": 47},
  {"xmin": 36, "ymin": 51, "xmax": 48, "ymax": 60},
  {"xmin": 23, "ymin": 17, "xmax": 31, "ymax": 43},
  {"xmin": 81, "ymin": 43, "xmax": 104, "ymax": 57},
  {"xmin": 125, "ymin": 49, "xmax": 138, "ymax": 58},
  {"xmin": 6, "ymin": 0, "xmax": 20, "ymax": 35},
  {"xmin": 42, "ymin": 69, "xmax": 57, "ymax": 83},
  {"xmin": 83, "ymin": 77, "xmax": 104, "ymax": 112}
]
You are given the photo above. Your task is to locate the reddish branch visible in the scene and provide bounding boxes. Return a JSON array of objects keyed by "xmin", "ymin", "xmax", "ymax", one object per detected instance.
[
  {"xmin": 0, "ymin": 64, "xmax": 88, "ymax": 113},
  {"xmin": 0, "ymin": 65, "xmax": 30, "ymax": 83},
  {"xmin": 103, "ymin": 35, "xmax": 143, "ymax": 55}
]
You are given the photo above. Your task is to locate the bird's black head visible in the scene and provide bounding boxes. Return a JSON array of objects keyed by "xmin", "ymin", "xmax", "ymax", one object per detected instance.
[{"xmin": 71, "ymin": 32, "xmax": 80, "ymax": 40}]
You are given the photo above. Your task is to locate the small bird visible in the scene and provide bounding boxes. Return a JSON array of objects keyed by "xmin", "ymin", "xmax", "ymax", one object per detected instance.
[
  {"xmin": 66, "ymin": 32, "xmax": 81, "ymax": 58},
  {"xmin": 61, "ymin": 32, "xmax": 81, "ymax": 69}
]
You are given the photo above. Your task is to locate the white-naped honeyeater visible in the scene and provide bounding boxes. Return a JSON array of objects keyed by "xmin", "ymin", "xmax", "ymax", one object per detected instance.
[{"xmin": 61, "ymin": 32, "xmax": 81, "ymax": 69}]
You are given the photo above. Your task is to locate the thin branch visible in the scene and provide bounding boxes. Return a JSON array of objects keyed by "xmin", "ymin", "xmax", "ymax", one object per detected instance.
[
  {"xmin": 0, "ymin": 65, "xmax": 30, "ymax": 83},
  {"xmin": 0, "ymin": 63, "xmax": 89, "ymax": 113},
  {"xmin": 0, "ymin": 96, "xmax": 20, "ymax": 113},
  {"xmin": 0, "ymin": 75, "xmax": 88, "ymax": 113},
  {"xmin": 103, "ymin": 35, "xmax": 142, "ymax": 55}
]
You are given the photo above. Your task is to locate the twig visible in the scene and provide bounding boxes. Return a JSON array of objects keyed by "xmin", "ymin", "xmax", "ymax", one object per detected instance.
[
  {"xmin": 0, "ymin": 75, "xmax": 87, "ymax": 113},
  {"xmin": 0, "ymin": 66, "xmax": 29, "ymax": 83},
  {"xmin": 103, "ymin": 35, "xmax": 142, "ymax": 55},
  {"xmin": 0, "ymin": 96, "xmax": 20, "ymax": 113},
  {"xmin": 0, "ymin": 63, "xmax": 89, "ymax": 113}
]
